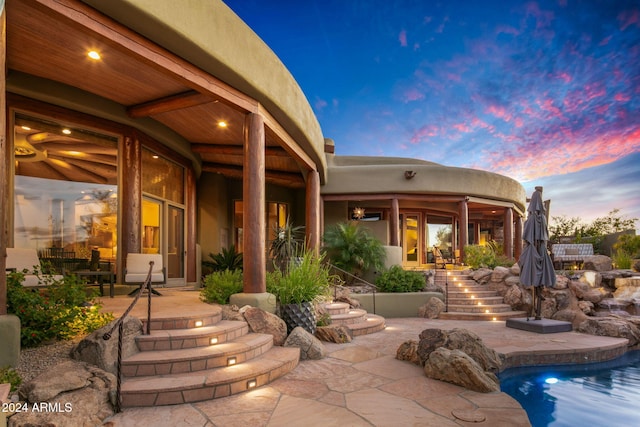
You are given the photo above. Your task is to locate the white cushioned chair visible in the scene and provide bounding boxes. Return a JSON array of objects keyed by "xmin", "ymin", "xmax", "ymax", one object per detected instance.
[
  {"xmin": 124, "ymin": 253, "xmax": 165, "ymax": 296},
  {"xmin": 6, "ymin": 248, "xmax": 64, "ymax": 287}
]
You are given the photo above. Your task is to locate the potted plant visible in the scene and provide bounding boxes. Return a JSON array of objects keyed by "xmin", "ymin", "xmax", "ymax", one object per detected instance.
[
  {"xmin": 266, "ymin": 249, "xmax": 332, "ymax": 334},
  {"xmin": 269, "ymin": 218, "xmax": 305, "ymax": 272}
]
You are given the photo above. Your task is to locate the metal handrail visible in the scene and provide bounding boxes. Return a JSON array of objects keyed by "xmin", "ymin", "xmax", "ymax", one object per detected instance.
[
  {"xmin": 102, "ymin": 260, "xmax": 155, "ymax": 413},
  {"xmin": 433, "ymin": 263, "xmax": 449, "ymax": 312},
  {"xmin": 326, "ymin": 263, "xmax": 379, "ymax": 315}
]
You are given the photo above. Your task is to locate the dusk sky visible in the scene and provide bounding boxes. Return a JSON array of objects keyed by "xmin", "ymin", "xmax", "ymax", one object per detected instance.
[{"xmin": 224, "ymin": 0, "xmax": 640, "ymax": 230}]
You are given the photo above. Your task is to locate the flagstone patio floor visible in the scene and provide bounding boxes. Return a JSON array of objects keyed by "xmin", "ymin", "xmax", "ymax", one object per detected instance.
[{"xmin": 99, "ymin": 288, "xmax": 629, "ymax": 427}]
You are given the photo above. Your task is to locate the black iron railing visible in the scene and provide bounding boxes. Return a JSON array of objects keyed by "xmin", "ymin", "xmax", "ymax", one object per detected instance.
[
  {"xmin": 326, "ymin": 263, "xmax": 379, "ymax": 314},
  {"xmin": 102, "ymin": 260, "xmax": 155, "ymax": 413},
  {"xmin": 434, "ymin": 264, "xmax": 449, "ymax": 312}
]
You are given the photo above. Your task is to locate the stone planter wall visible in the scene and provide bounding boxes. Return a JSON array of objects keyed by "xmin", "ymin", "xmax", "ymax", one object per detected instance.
[{"xmin": 354, "ymin": 292, "xmax": 444, "ymax": 318}]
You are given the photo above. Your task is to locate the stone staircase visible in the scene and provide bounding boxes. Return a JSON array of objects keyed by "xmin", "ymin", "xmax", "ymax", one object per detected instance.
[
  {"xmin": 322, "ymin": 302, "xmax": 386, "ymax": 335},
  {"xmin": 433, "ymin": 270, "xmax": 527, "ymax": 321},
  {"xmin": 119, "ymin": 309, "xmax": 300, "ymax": 407}
]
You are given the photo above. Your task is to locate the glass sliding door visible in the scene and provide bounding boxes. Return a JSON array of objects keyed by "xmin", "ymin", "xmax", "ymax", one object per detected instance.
[{"xmin": 167, "ymin": 205, "xmax": 184, "ymax": 280}]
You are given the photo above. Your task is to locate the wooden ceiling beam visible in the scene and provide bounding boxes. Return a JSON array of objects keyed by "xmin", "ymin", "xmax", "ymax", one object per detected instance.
[
  {"xmin": 127, "ymin": 90, "xmax": 216, "ymax": 118},
  {"xmin": 192, "ymin": 143, "xmax": 290, "ymax": 157},
  {"xmin": 201, "ymin": 162, "xmax": 304, "ymax": 187}
]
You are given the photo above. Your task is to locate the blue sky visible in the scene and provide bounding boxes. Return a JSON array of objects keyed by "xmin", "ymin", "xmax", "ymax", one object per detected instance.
[{"xmin": 223, "ymin": 0, "xmax": 640, "ymax": 230}]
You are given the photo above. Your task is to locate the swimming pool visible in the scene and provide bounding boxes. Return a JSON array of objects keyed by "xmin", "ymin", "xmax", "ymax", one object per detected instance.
[{"xmin": 499, "ymin": 350, "xmax": 640, "ymax": 427}]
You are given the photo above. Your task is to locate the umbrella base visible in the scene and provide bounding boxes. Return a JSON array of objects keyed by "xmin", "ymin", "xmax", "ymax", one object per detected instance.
[{"xmin": 506, "ymin": 317, "xmax": 573, "ymax": 334}]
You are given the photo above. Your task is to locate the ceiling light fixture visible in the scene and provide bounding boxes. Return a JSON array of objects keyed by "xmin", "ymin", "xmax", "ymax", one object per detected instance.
[
  {"xmin": 218, "ymin": 121, "xmax": 227, "ymax": 128},
  {"xmin": 88, "ymin": 51, "xmax": 101, "ymax": 60},
  {"xmin": 62, "ymin": 128, "xmax": 72, "ymax": 135}
]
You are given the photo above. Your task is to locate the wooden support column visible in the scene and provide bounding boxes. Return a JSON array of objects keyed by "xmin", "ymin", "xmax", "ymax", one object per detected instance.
[
  {"xmin": 504, "ymin": 207, "xmax": 514, "ymax": 259},
  {"xmin": 121, "ymin": 133, "xmax": 142, "ymax": 271},
  {"xmin": 305, "ymin": 170, "xmax": 320, "ymax": 254},
  {"xmin": 515, "ymin": 215, "xmax": 523, "ymax": 261},
  {"xmin": 459, "ymin": 199, "xmax": 469, "ymax": 262},
  {"xmin": 186, "ymin": 168, "xmax": 197, "ymax": 284},
  {"xmin": 0, "ymin": 5, "xmax": 7, "ymax": 315},
  {"xmin": 243, "ymin": 113, "xmax": 266, "ymax": 293},
  {"xmin": 390, "ymin": 198, "xmax": 399, "ymax": 246}
]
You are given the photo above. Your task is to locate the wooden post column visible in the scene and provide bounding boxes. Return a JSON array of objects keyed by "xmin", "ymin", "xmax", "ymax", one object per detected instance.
[
  {"xmin": 186, "ymin": 168, "xmax": 197, "ymax": 284},
  {"xmin": 459, "ymin": 199, "xmax": 469, "ymax": 262},
  {"xmin": 0, "ymin": 4, "xmax": 6, "ymax": 315},
  {"xmin": 243, "ymin": 113, "xmax": 266, "ymax": 293},
  {"xmin": 121, "ymin": 133, "xmax": 142, "ymax": 262},
  {"xmin": 515, "ymin": 214, "xmax": 523, "ymax": 261},
  {"xmin": 305, "ymin": 170, "xmax": 320, "ymax": 254},
  {"xmin": 390, "ymin": 198, "xmax": 399, "ymax": 246},
  {"xmin": 504, "ymin": 207, "xmax": 514, "ymax": 259}
]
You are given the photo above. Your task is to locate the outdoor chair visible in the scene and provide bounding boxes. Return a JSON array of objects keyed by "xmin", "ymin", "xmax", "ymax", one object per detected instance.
[
  {"xmin": 432, "ymin": 246, "xmax": 447, "ymax": 269},
  {"xmin": 124, "ymin": 253, "xmax": 165, "ymax": 296},
  {"xmin": 6, "ymin": 247, "xmax": 64, "ymax": 287}
]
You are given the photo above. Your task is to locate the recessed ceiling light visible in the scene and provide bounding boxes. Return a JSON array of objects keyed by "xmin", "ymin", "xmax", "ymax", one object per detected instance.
[
  {"xmin": 62, "ymin": 128, "xmax": 72, "ymax": 135},
  {"xmin": 152, "ymin": 155, "xmax": 159, "ymax": 159},
  {"xmin": 88, "ymin": 51, "xmax": 101, "ymax": 60},
  {"xmin": 218, "ymin": 121, "xmax": 227, "ymax": 128},
  {"xmin": 21, "ymin": 126, "xmax": 31, "ymax": 131}
]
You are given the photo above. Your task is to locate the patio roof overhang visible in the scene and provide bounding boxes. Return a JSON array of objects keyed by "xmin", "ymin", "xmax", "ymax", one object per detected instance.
[{"xmin": 6, "ymin": 0, "xmax": 326, "ymax": 188}]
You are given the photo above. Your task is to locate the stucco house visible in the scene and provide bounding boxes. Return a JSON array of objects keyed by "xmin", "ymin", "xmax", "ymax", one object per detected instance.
[{"xmin": 0, "ymin": 0, "xmax": 525, "ymax": 329}]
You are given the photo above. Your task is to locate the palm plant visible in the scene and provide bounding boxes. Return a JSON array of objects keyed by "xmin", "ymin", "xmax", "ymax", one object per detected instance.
[{"xmin": 322, "ymin": 221, "xmax": 385, "ymax": 283}]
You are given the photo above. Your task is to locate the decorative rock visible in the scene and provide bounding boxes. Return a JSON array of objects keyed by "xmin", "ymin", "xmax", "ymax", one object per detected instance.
[
  {"xmin": 284, "ymin": 327, "xmax": 326, "ymax": 360},
  {"xmin": 334, "ymin": 296, "xmax": 361, "ymax": 309},
  {"xmin": 632, "ymin": 259, "xmax": 640, "ymax": 272},
  {"xmin": 396, "ymin": 340, "xmax": 420, "ymax": 365},
  {"xmin": 491, "ymin": 266, "xmax": 512, "ymax": 282},
  {"xmin": 471, "ymin": 268, "xmax": 493, "ymax": 284},
  {"xmin": 418, "ymin": 296, "xmax": 444, "ymax": 319},
  {"xmin": 554, "ymin": 275, "xmax": 570, "ymax": 290},
  {"xmin": 417, "ymin": 329, "xmax": 447, "ymax": 364},
  {"xmin": 583, "ymin": 255, "xmax": 613, "ymax": 272},
  {"xmin": 509, "ymin": 263, "xmax": 520, "ymax": 276},
  {"xmin": 441, "ymin": 329, "xmax": 502, "ymax": 372},
  {"xmin": 579, "ymin": 271, "xmax": 602, "ymax": 288},
  {"xmin": 13, "ymin": 360, "xmax": 115, "ymax": 426},
  {"xmin": 243, "ymin": 307, "xmax": 288, "ymax": 346},
  {"xmin": 221, "ymin": 304, "xmax": 244, "ymax": 321},
  {"xmin": 314, "ymin": 325, "xmax": 353, "ymax": 343},
  {"xmin": 71, "ymin": 316, "xmax": 142, "ymax": 376},
  {"xmin": 577, "ymin": 317, "xmax": 640, "ymax": 347},
  {"xmin": 578, "ymin": 300, "xmax": 595, "ymax": 315},
  {"xmin": 424, "ymin": 348, "xmax": 499, "ymax": 393}
]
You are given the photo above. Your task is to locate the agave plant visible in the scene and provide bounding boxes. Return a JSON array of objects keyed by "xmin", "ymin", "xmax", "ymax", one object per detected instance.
[{"xmin": 269, "ymin": 218, "xmax": 305, "ymax": 272}]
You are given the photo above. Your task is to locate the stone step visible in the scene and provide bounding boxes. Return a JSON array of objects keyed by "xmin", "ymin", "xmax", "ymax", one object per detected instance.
[
  {"xmin": 328, "ymin": 308, "xmax": 368, "ymax": 325},
  {"xmin": 120, "ymin": 346, "xmax": 300, "ymax": 407},
  {"xmin": 443, "ymin": 303, "xmax": 515, "ymax": 314},
  {"xmin": 345, "ymin": 314, "xmax": 386, "ymax": 336},
  {"xmin": 142, "ymin": 311, "xmax": 222, "ymax": 331},
  {"xmin": 438, "ymin": 310, "xmax": 528, "ymax": 321},
  {"xmin": 322, "ymin": 302, "xmax": 350, "ymax": 315},
  {"xmin": 135, "ymin": 320, "xmax": 249, "ymax": 351},
  {"xmin": 122, "ymin": 333, "xmax": 274, "ymax": 377},
  {"xmin": 447, "ymin": 290, "xmax": 499, "ymax": 298},
  {"xmin": 446, "ymin": 296, "xmax": 504, "ymax": 306}
]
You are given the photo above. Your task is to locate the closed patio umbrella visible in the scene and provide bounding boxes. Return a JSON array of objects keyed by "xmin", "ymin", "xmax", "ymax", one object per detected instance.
[{"xmin": 518, "ymin": 186, "xmax": 556, "ymax": 320}]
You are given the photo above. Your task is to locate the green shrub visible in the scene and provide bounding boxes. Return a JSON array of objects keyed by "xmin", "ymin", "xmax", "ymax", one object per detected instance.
[
  {"xmin": 200, "ymin": 269, "xmax": 243, "ymax": 304},
  {"xmin": 464, "ymin": 245, "xmax": 496, "ymax": 269},
  {"xmin": 614, "ymin": 234, "xmax": 640, "ymax": 259},
  {"xmin": 7, "ymin": 271, "xmax": 113, "ymax": 347},
  {"xmin": 375, "ymin": 265, "xmax": 425, "ymax": 292},
  {"xmin": 612, "ymin": 250, "xmax": 632, "ymax": 269},
  {"xmin": 0, "ymin": 366, "xmax": 21, "ymax": 392},
  {"xmin": 266, "ymin": 250, "xmax": 332, "ymax": 305}
]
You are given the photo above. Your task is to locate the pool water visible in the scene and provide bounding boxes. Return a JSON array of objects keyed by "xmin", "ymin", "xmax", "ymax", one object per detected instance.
[{"xmin": 499, "ymin": 351, "xmax": 640, "ymax": 427}]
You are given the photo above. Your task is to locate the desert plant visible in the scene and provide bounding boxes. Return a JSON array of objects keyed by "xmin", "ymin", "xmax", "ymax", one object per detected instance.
[
  {"xmin": 612, "ymin": 250, "xmax": 632, "ymax": 269},
  {"xmin": 0, "ymin": 366, "xmax": 21, "ymax": 392},
  {"xmin": 322, "ymin": 221, "xmax": 385, "ymax": 283},
  {"xmin": 200, "ymin": 269, "xmax": 244, "ymax": 304},
  {"xmin": 6, "ymin": 271, "xmax": 113, "ymax": 347},
  {"xmin": 464, "ymin": 244, "xmax": 496, "ymax": 269},
  {"xmin": 266, "ymin": 250, "xmax": 332, "ymax": 306},
  {"xmin": 202, "ymin": 245, "xmax": 243, "ymax": 274},
  {"xmin": 613, "ymin": 234, "xmax": 640, "ymax": 258},
  {"xmin": 375, "ymin": 265, "xmax": 425, "ymax": 292},
  {"xmin": 269, "ymin": 218, "xmax": 305, "ymax": 272}
]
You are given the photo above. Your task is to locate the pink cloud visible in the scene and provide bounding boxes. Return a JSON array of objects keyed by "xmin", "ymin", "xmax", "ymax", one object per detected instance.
[
  {"xmin": 614, "ymin": 93, "xmax": 631, "ymax": 102},
  {"xmin": 619, "ymin": 9, "xmax": 640, "ymax": 31},
  {"xmin": 453, "ymin": 123, "xmax": 471, "ymax": 132},
  {"xmin": 410, "ymin": 125, "xmax": 441, "ymax": 143},
  {"xmin": 399, "ymin": 29, "xmax": 407, "ymax": 47},
  {"xmin": 403, "ymin": 88, "xmax": 425, "ymax": 102}
]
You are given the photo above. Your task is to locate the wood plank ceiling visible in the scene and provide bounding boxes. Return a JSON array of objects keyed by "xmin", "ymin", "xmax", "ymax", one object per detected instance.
[{"xmin": 6, "ymin": 0, "xmax": 306, "ymax": 188}]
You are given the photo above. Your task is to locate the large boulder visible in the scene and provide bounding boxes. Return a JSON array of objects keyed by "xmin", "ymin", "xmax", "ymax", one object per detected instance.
[
  {"xmin": 418, "ymin": 296, "xmax": 445, "ymax": 319},
  {"xmin": 243, "ymin": 307, "xmax": 287, "ymax": 346},
  {"xmin": 577, "ymin": 317, "xmax": 640, "ymax": 347},
  {"xmin": 284, "ymin": 327, "xmax": 326, "ymax": 360},
  {"xmin": 71, "ymin": 316, "xmax": 142, "ymax": 376},
  {"xmin": 396, "ymin": 340, "xmax": 421, "ymax": 365},
  {"xmin": 583, "ymin": 255, "xmax": 613, "ymax": 272},
  {"xmin": 315, "ymin": 325, "xmax": 353, "ymax": 343},
  {"xmin": 423, "ymin": 348, "xmax": 499, "ymax": 393},
  {"xmin": 417, "ymin": 328, "xmax": 502, "ymax": 372},
  {"xmin": 13, "ymin": 360, "xmax": 115, "ymax": 426}
]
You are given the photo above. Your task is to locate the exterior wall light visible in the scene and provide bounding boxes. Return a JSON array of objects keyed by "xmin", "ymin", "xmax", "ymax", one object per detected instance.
[{"xmin": 404, "ymin": 170, "xmax": 416, "ymax": 179}]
